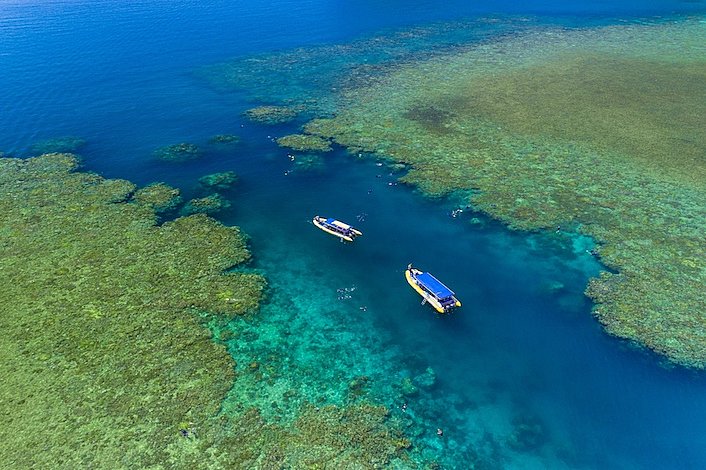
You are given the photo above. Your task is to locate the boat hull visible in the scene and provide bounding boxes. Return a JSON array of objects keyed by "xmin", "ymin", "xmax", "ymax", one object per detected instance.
[
  {"xmin": 312, "ymin": 217, "xmax": 361, "ymax": 242},
  {"xmin": 405, "ymin": 267, "xmax": 461, "ymax": 314}
]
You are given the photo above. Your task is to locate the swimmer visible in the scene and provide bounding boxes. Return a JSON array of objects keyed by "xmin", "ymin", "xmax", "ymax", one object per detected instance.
[
  {"xmin": 401, "ymin": 403, "xmax": 407, "ymax": 412},
  {"xmin": 436, "ymin": 428, "xmax": 443, "ymax": 437}
]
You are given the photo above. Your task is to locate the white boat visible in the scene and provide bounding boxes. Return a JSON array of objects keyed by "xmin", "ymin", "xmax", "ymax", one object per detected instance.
[{"xmin": 312, "ymin": 216, "xmax": 362, "ymax": 242}]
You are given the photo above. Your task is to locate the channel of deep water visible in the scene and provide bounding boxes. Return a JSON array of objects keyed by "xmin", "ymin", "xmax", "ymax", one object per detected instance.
[
  {"xmin": 184, "ymin": 131, "xmax": 706, "ymax": 468},
  {"xmin": 1, "ymin": 1, "xmax": 706, "ymax": 468}
]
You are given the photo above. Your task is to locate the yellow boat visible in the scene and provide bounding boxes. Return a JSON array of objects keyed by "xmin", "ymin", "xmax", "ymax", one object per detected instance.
[
  {"xmin": 312, "ymin": 216, "xmax": 362, "ymax": 242},
  {"xmin": 405, "ymin": 264, "xmax": 461, "ymax": 314}
]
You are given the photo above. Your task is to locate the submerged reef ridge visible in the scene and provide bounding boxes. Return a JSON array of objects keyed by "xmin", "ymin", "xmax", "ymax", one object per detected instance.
[
  {"xmin": 292, "ymin": 153, "xmax": 326, "ymax": 172},
  {"xmin": 304, "ymin": 18, "xmax": 706, "ymax": 367},
  {"xmin": 198, "ymin": 17, "xmax": 528, "ymax": 117},
  {"xmin": 198, "ymin": 171, "xmax": 239, "ymax": 190},
  {"xmin": 153, "ymin": 142, "xmax": 202, "ymax": 162},
  {"xmin": 209, "ymin": 134, "xmax": 240, "ymax": 144},
  {"xmin": 29, "ymin": 136, "xmax": 87, "ymax": 155}
]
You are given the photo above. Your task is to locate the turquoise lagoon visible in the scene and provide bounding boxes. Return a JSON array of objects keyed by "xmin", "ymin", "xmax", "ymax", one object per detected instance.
[{"xmin": 2, "ymin": 0, "xmax": 706, "ymax": 468}]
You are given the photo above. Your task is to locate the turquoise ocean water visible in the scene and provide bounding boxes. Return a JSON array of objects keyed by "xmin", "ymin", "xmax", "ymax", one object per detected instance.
[{"xmin": 2, "ymin": 0, "xmax": 706, "ymax": 468}]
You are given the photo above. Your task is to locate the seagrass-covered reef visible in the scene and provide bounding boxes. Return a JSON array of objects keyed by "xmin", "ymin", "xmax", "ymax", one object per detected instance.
[
  {"xmin": 0, "ymin": 153, "xmax": 410, "ymax": 468},
  {"xmin": 301, "ymin": 18, "xmax": 706, "ymax": 367}
]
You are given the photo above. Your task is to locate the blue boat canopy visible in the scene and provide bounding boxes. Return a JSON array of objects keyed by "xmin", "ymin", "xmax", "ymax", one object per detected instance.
[{"xmin": 416, "ymin": 272, "xmax": 455, "ymax": 299}]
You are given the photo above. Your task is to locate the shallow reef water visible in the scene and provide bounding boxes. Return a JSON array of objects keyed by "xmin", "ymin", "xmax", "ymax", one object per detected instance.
[{"xmin": 2, "ymin": 1, "xmax": 706, "ymax": 469}]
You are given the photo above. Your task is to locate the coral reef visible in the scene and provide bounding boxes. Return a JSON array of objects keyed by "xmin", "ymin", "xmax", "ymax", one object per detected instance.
[
  {"xmin": 303, "ymin": 19, "xmax": 706, "ymax": 367},
  {"xmin": 209, "ymin": 134, "xmax": 240, "ymax": 144},
  {"xmin": 292, "ymin": 153, "xmax": 326, "ymax": 172},
  {"xmin": 276, "ymin": 134, "xmax": 332, "ymax": 152},
  {"xmin": 413, "ymin": 367, "xmax": 436, "ymax": 390},
  {"xmin": 0, "ymin": 153, "xmax": 411, "ymax": 468},
  {"xmin": 197, "ymin": 18, "xmax": 523, "ymax": 117},
  {"xmin": 180, "ymin": 193, "xmax": 232, "ymax": 216},
  {"xmin": 198, "ymin": 171, "xmax": 238, "ymax": 191},
  {"xmin": 244, "ymin": 105, "xmax": 302, "ymax": 125},
  {"xmin": 28, "ymin": 136, "xmax": 86, "ymax": 155},
  {"xmin": 132, "ymin": 182, "xmax": 182, "ymax": 213},
  {"xmin": 153, "ymin": 142, "xmax": 202, "ymax": 162},
  {"xmin": 507, "ymin": 414, "xmax": 547, "ymax": 452},
  {"xmin": 0, "ymin": 153, "xmax": 263, "ymax": 467}
]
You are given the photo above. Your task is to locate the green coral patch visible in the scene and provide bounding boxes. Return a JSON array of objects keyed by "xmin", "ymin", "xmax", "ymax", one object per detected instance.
[
  {"xmin": 132, "ymin": 182, "xmax": 183, "ymax": 212},
  {"xmin": 0, "ymin": 154, "xmax": 263, "ymax": 467},
  {"xmin": 276, "ymin": 134, "xmax": 332, "ymax": 152},
  {"xmin": 180, "ymin": 193, "xmax": 232, "ymax": 216},
  {"xmin": 305, "ymin": 19, "xmax": 706, "ymax": 367},
  {"xmin": 449, "ymin": 54, "xmax": 705, "ymax": 183},
  {"xmin": 244, "ymin": 105, "xmax": 302, "ymax": 124},
  {"xmin": 0, "ymin": 153, "xmax": 411, "ymax": 467}
]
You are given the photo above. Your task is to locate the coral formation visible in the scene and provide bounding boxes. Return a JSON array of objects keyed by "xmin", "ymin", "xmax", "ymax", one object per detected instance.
[
  {"xmin": 198, "ymin": 171, "xmax": 238, "ymax": 191},
  {"xmin": 153, "ymin": 142, "xmax": 202, "ymax": 162},
  {"xmin": 292, "ymin": 153, "xmax": 326, "ymax": 172},
  {"xmin": 132, "ymin": 182, "xmax": 182, "ymax": 212},
  {"xmin": 198, "ymin": 18, "xmax": 522, "ymax": 117},
  {"xmin": 507, "ymin": 414, "xmax": 547, "ymax": 452},
  {"xmin": 244, "ymin": 105, "xmax": 301, "ymax": 124},
  {"xmin": 180, "ymin": 194, "xmax": 232, "ymax": 216},
  {"xmin": 28, "ymin": 136, "xmax": 87, "ymax": 155},
  {"xmin": 209, "ymin": 134, "xmax": 240, "ymax": 144},
  {"xmin": 303, "ymin": 19, "xmax": 706, "ymax": 367},
  {"xmin": 0, "ymin": 153, "xmax": 411, "ymax": 468},
  {"xmin": 0, "ymin": 153, "xmax": 263, "ymax": 467},
  {"xmin": 276, "ymin": 134, "xmax": 332, "ymax": 152}
]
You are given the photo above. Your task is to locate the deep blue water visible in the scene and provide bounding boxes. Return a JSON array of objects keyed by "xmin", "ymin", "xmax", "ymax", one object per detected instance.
[{"xmin": 2, "ymin": 1, "xmax": 706, "ymax": 468}]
